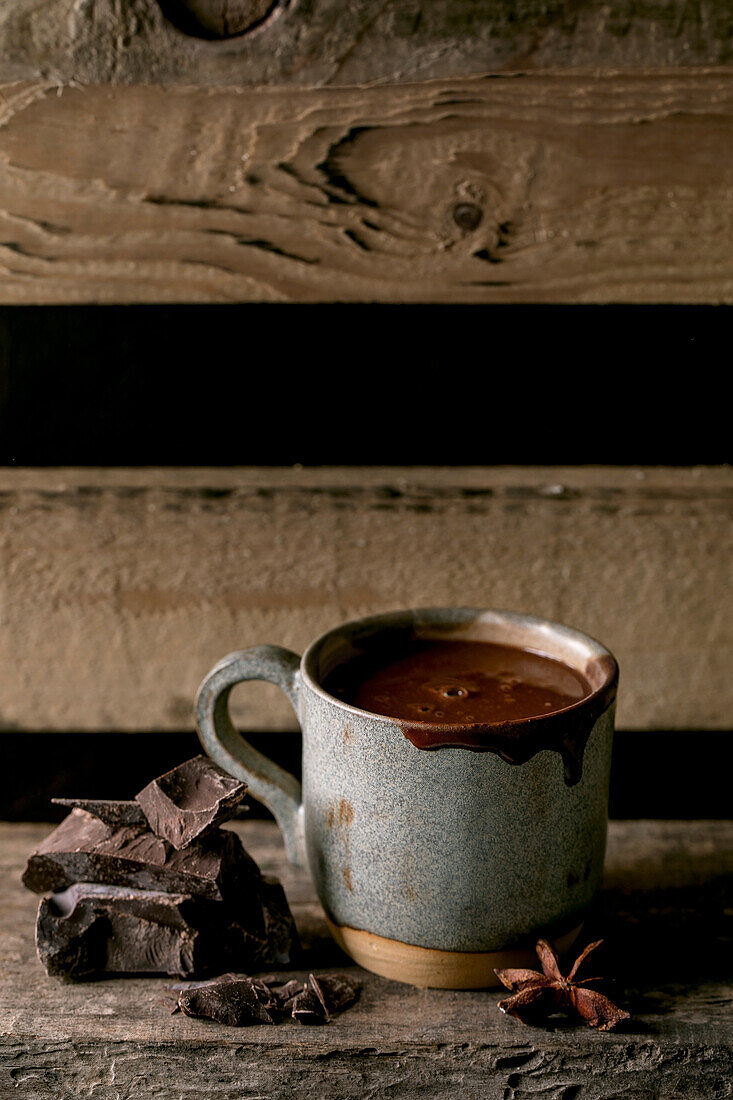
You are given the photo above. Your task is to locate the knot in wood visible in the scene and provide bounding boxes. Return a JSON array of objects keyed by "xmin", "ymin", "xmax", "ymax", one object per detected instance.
[
  {"xmin": 160, "ymin": 0, "xmax": 280, "ymax": 39},
  {"xmin": 453, "ymin": 202, "xmax": 484, "ymax": 232}
]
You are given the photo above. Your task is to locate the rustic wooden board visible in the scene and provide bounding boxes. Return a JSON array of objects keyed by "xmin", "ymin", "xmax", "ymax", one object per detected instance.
[
  {"xmin": 1, "ymin": 73, "xmax": 733, "ymax": 303},
  {"xmin": 1, "ymin": 0, "xmax": 732, "ymax": 87},
  {"xmin": 1, "ymin": 819, "xmax": 731, "ymax": 1098},
  {"xmin": 0, "ymin": 466, "xmax": 730, "ymax": 734}
]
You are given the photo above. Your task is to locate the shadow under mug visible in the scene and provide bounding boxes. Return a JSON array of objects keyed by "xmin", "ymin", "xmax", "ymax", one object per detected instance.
[{"xmin": 195, "ymin": 608, "xmax": 618, "ymax": 988}]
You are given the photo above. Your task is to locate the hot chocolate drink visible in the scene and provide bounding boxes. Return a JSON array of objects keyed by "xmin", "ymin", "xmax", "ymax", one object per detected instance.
[
  {"xmin": 345, "ymin": 640, "xmax": 591, "ymax": 725},
  {"xmin": 325, "ymin": 635, "xmax": 615, "ymax": 786}
]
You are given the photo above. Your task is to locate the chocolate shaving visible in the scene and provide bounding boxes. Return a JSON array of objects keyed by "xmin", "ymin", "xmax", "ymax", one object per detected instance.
[
  {"xmin": 308, "ymin": 972, "xmax": 361, "ymax": 1017},
  {"xmin": 169, "ymin": 972, "xmax": 360, "ymax": 1027},
  {"xmin": 291, "ymin": 986, "xmax": 327, "ymax": 1025},
  {"xmin": 286, "ymin": 973, "xmax": 361, "ymax": 1025},
  {"xmin": 136, "ymin": 756, "xmax": 248, "ymax": 850},
  {"xmin": 178, "ymin": 976, "xmax": 276, "ymax": 1026},
  {"xmin": 273, "ymin": 978, "xmax": 305, "ymax": 1012},
  {"xmin": 249, "ymin": 977, "xmax": 282, "ymax": 1018}
]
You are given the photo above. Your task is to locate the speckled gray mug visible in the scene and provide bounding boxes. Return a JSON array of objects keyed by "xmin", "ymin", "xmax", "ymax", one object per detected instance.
[{"xmin": 195, "ymin": 608, "xmax": 618, "ymax": 988}]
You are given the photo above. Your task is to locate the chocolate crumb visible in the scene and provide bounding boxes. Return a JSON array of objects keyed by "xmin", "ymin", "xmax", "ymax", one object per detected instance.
[
  {"xmin": 309, "ymin": 972, "xmax": 361, "ymax": 1017},
  {"xmin": 178, "ymin": 976, "xmax": 277, "ymax": 1026},
  {"xmin": 291, "ymin": 986, "xmax": 327, "ymax": 1025}
]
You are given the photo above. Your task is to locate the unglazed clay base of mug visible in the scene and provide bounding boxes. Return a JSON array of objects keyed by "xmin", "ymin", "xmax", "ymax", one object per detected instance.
[{"xmin": 327, "ymin": 918, "xmax": 583, "ymax": 989}]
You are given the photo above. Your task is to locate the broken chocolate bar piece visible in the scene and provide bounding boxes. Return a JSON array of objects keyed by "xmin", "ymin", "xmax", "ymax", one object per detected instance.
[
  {"xmin": 171, "ymin": 973, "xmax": 359, "ymax": 1027},
  {"xmin": 178, "ymin": 975, "xmax": 276, "ymax": 1026},
  {"xmin": 271, "ymin": 978, "xmax": 304, "ymax": 1011},
  {"xmin": 249, "ymin": 977, "xmax": 282, "ymax": 1018},
  {"xmin": 35, "ymin": 888, "xmax": 106, "ymax": 981},
  {"xmin": 291, "ymin": 986, "xmax": 327, "ymax": 1025},
  {"xmin": 289, "ymin": 974, "xmax": 361, "ymax": 1025},
  {"xmin": 52, "ymin": 798, "xmax": 147, "ymax": 829},
  {"xmin": 309, "ymin": 973, "xmax": 361, "ymax": 1018},
  {"xmin": 23, "ymin": 809, "xmax": 260, "ymax": 903},
  {"xmin": 270, "ymin": 979, "xmax": 305, "ymax": 1017},
  {"xmin": 259, "ymin": 876, "xmax": 300, "ymax": 966},
  {"xmin": 136, "ymin": 756, "xmax": 248, "ymax": 850},
  {"xmin": 36, "ymin": 883, "xmax": 265, "ymax": 980}
]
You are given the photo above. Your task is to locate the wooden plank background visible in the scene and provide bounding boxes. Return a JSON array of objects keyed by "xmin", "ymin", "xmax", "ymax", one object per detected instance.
[
  {"xmin": 1, "ymin": 73, "xmax": 733, "ymax": 304},
  {"xmin": 0, "ymin": 466, "xmax": 729, "ymax": 734},
  {"xmin": 1, "ymin": 0, "xmax": 732, "ymax": 87}
]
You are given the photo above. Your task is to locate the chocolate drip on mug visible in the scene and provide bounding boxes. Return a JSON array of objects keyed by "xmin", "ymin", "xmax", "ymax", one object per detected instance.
[
  {"xmin": 398, "ymin": 680, "xmax": 616, "ymax": 786},
  {"xmin": 329, "ymin": 641, "xmax": 618, "ymax": 786}
]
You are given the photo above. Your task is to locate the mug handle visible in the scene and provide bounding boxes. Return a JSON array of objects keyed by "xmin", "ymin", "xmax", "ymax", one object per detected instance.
[{"xmin": 194, "ymin": 645, "xmax": 306, "ymax": 868}]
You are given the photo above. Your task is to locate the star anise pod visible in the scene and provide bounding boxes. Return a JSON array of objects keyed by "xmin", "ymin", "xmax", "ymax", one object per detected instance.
[{"xmin": 495, "ymin": 938, "xmax": 630, "ymax": 1031}]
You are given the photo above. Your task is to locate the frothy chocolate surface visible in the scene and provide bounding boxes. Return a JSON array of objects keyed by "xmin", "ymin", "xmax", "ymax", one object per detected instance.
[{"xmin": 347, "ymin": 640, "xmax": 591, "ymax": 725}]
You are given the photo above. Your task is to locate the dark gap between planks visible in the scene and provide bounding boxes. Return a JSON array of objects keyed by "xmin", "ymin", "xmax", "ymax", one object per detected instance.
[
  {"xmin": 0, "ymin": 304, "xmax": 730, "ymax": 465},
  {"xmin": 2, "ymin": 729, "xmax": 730, "ymax": 821}
]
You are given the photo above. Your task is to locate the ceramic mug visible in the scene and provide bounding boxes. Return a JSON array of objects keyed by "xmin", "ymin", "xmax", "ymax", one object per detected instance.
[{"xmin": 195, "ymin": 608, "xmax": 618, "ymax": 988}]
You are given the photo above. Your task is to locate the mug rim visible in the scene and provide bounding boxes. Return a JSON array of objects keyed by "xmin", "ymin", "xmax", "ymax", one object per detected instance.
[{"xmin": 300, "ymin": 607, "xmax": 618, "ymax": 734}]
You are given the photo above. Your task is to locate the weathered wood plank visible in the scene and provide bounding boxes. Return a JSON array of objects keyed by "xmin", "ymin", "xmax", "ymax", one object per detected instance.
[
  {"xmin": 0, "ymin": 466, "xmax": 729, "ymax": 733},
  {"xmin": 1, "ymin": 0, "xmax": 732, "ymax": 87},
  {"xmin": 1, "ymin": 74, "xmax": 733, "ymax": 303},
  {"xmin": 1, "ymin": 820, "xmax": 731, "ymax": 1098}
]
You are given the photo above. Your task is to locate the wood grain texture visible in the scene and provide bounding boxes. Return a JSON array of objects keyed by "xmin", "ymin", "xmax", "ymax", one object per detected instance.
[
  {"xmin": 1, "ymin": 73, "xmax": 733, "ymax": 303},
  {"xmin": 1, "ymin": 0, "xmax": 732, "ymax": 86},
  {"xmin": 1, "ymin": 819, "xmax": 731, "ymax": 1098},
  {"xmin": 0, "ymin": 466, "xmax": 729, "ymax": 734}
]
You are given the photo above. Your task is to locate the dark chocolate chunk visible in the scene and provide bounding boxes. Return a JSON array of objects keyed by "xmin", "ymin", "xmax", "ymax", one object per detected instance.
[
  {"xmin": 171, "ymin": 974, "xmax": 358, "ymax": 1027},
  {"xmin": 51, "ymin": 798, "xmax": 147, "ymax": 828},
  {"xmin": 136, "ymin": 756, "xmax": 248, "ymax": 850},
  {"xmin": 273, "ymin": 978, "xmax": 304, "ymax": 1001},
  {"xmin": 206, "ymin": 880, "xmax": 298, "ymax": 971},
  {"xmin": 309, "ymin": 972, "xmax": 361, "ymax": 1017},
  {"xmin": 249, "ymin": 977, "xmax": 282, "ymax": 1017},
  {"xmin": 36, "ymin": 884, "xmax": 260, "ymax": 979},
  {"xmin": 23, "ymin": 809, "xmax": 260, "ymax": 903},
  {"xmin": 273, "ymin": 978, "xmax": 306, "ymax": 1014},
  {"xmin": 245, "ymin": 975, "xmax": 306, "ymax": 1016},
  {"xmin": 291, "ymin": 986, "xmax": 328, "ymax": 1025},
  {"xmin": 258, "ymin": 875, "xmax": 300, "ymax": 966},
  {"xmin": 178, "ymin": 976, "xmax": 276, "ymax": 1026},
  {"xmin": 25, "ymin": 811, "xmax": 299, "ymax": 976},
  {"xmin": 173, "ymin": 973, "xmax": 283, "ymax": 1018},
  {"xmin": 35, "ymin": 890, "xmax": 107, "ymax": 980}
]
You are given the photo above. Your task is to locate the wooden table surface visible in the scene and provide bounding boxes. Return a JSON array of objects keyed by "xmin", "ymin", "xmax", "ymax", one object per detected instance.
[{"xmin": 1, "ymin": 819, "xmax": 731, "ymax": 1098}]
